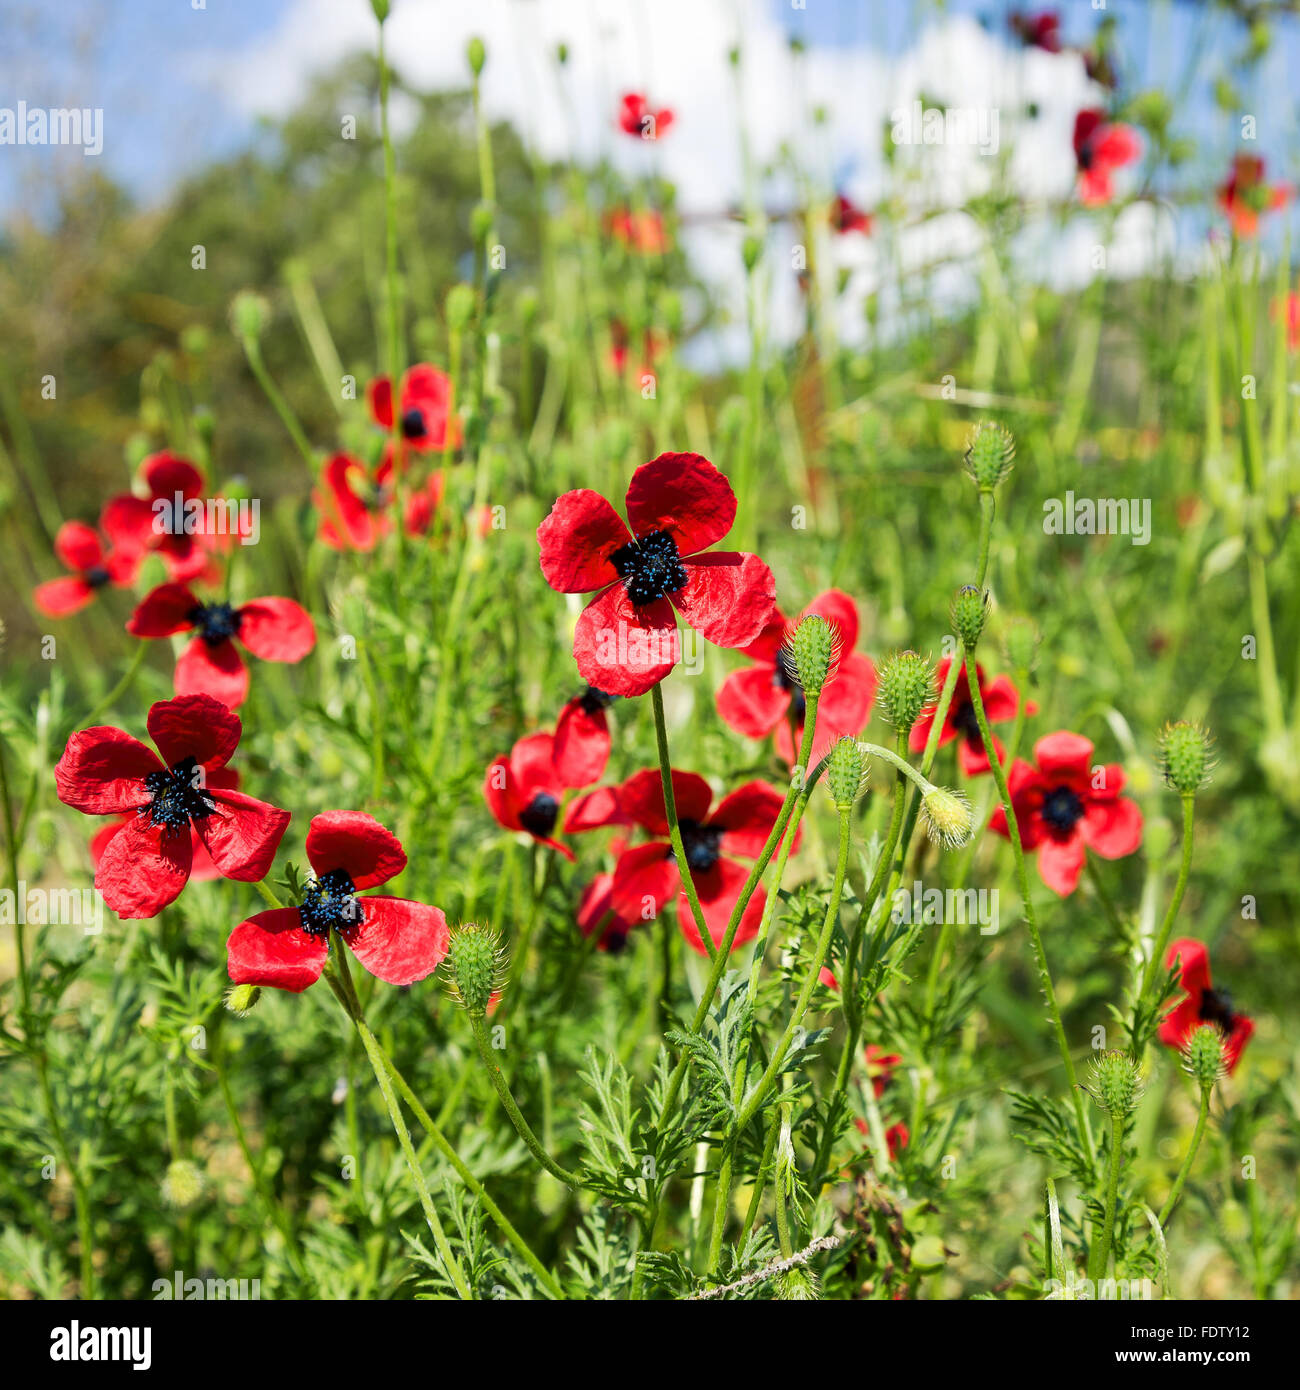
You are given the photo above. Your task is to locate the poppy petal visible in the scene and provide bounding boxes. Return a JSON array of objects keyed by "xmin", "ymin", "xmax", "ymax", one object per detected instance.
[
  {"xmin": 624, "ymin": 452, "xmax": 736, "ymax": 557},
  {"xmin": 677, "ymin": 858, "xmax": 765, "ymax": 957},
  {"xmin": 817, "ymin": 651, "xmax": 878, "ymax": 740},
  {"xmin": 1034, "ymin": 731, "xmax": 1095, "ymax": 785},
  {"xmin": 127, "ymin": 582, "xmax": 200, "ymax": 638},
  {"xmin": 100, "ymin": 495, "xmax": 157, "ymax": 555},
  {"xmin": 96, "ymin": 815, "xmax": 192, "ymax": 918},
  {"xmin": 553, "ymin": 700, "xmax": 611, "ymax": 789},
  {"xmin": 53, "ymin": 521, "xmax": 104, "ymax": 573},
  {"xmin": 672, "ymin": 552, "xmax": 777, "ymax": 649},
  {"xmin": 804, "ymin": 589, "xmax": 859, "ymax": 655},
  {"xmin": 537, "ymin": 490, "xmax": 632, "ymax": 593},
  {"xmin": 227, "ymin": 908, "xmax": 328, "ymax": 994},
  {"xmin": 610, "ymin": 841, "xmax": 679, "ymax": 923},
  {"xmin": 562, "ymin": 785, "xmax": 626, "ymax": 832},
  {"xmin": 147, "ymin": 694, "xmax": 242, "ymax": 771},
  {"xmin": 196, "ymin": 789, "xmax": 291, "ymax": 881},
  {"xmin": 617, "ymin": 767, "xmax": 713, "ymax": 832},
  {"xmin": 346, "ymin": 896, "xmax": 449, "ymax": 986},
  {"xmin": 305, "ymin": 810, "xmax": 406, "ymax": 890},
  {"xmin": 237, "ymin": 597, "xmax": 316, "ymax": 663},
  {"xmin": 175, "ymin": 636, "xmax": 250, "ymax": 709},
  {"xmin": 1036, "ymin": 835, "xmax": 1086, "ymax": 896},
  {"xmin": 34, "ymin": 576, "xmax": 96, "ymax": 617},
  {"xmin": 367, "ymin": 376, "xmax": 394, "ymax": 430},
  {"xmin": 573, "ymin": 585, "xmax": 679, "ymax": 698},
  {"xmin": 1080, "ymin": 795, "xmax": 1142, "ymax": 859},
  {"xmin": 709, "ymin": 780, "xmax": 788, "ymax": 859},
  {"xmin": 55, "ymin": 727, "xmax": 162, "ymax": 814},
  {"xmin": 141, "ymin": 451, "xmax": 204, "ymax": 501},
  {"xmin": 716, "ymin": 665, "xmax": 789, "ymax": 739}
]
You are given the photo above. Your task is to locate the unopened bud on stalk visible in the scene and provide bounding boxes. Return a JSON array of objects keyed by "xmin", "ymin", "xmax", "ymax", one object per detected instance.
[
  {"xmin": 826, "ymin": 737, "xmax": 867, "ymax": 812},
  {"xmin": 447, "ymin": 922, "xmax": 506, "ymax": 1015},
  {"xmin": 470, "ymin": 202, "xmax": 495, "ymax": 245},
  {"xmin": 1159, "ymin": 721, "xmax": 1214, "ymax": 796},
  {"xmin": 876, "ymin": 650, "xmax": 935, "ymax": 734},
  {"xmin": 1002, "ymin": 614, "xmax": 1040, "ymax": 675},
  {"xmin": 370, "ymin": 0, "xmax": 390, "ymax": 21},
  {"xmin": 788, "ymin": 614, "xmax": 837, "ymax": 698},
  {"xmin": 467, "ymin": 36, "xmax": 486, "ymax": 77},
  {"xmin": 1082, "ymin": 1050, "xmax": 1144, "ymax": 1116},
  {"xmin": 230, "ymin": 291, "xmax": 269, "ymax": 344},
  {"xmin": 950, "ymin": 585, "xmax": 989, "ymax": 650},
  {"xmin": 446, "ymin": 283, "xmax": 476, "ymax": 332},
  {"xmin": 920, "ymin": 784, "xmax": 973, "ymax": 849},
  {"xmin": 224, "ymin": 983, "xmax": 261, "ymax": 1018},
  {"xmin": 776, "ymin": 1265, "xmax": 820, "ymax": 1300},
  {"xmin": 742, "ymin": 233, "xmax": 763, "ymax": 273},
  {"xmin": 1182, "ymin": 1024, "xmax": 1226, "ymax": 1090},
  {"xmin": 518, "ymin": 287, "xmax": 540, "ymax": 328},
  {"xmin": 963, "ymin": 421, "xmax": 1016, "ymax": 492},
  {"xmin": 555, "ymin": 42, "xmax": 569, "ymax": 66},
  {"xmin": 162, "ymin": 1159, "xmax": 206, "ymax": 1210}
]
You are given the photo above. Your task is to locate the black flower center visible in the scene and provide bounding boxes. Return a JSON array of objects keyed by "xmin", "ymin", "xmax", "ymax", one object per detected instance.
[
  {"xmin": 951, "ymin": 698, "xmax": 983, "ymax": 746},
  {"xmin": 85, "ymin": 565, "xmax": 111, "ymax": 588},
  {"xmin": 610, "ymin": 530, "xmax": 688, "ymax": 607},
  {"xmin": 772, "ymin": 661, "xmax": 806, "ymax": 722},
  {"xmin": 579, "ymin": 686, "xmax": 618, "ymax": 715},
  {"xmin": 1077, "ymin": 143, "xmax": 1094, "ymax": 171},
  {"xmin": 1040, "ymin": 785, "xmax": 1085, "ymax": 835},
  {"xmin": 1198, "ymin": 986, "xmax": 1237, "ymax": 1032},
  {"xmin": 142, "ymin": 755, "xmax": 215, "ymax": 835},
  {"xmin": 519, "ymin": 793, "xmax": 559, "ymax": 839},
  {"xmin": 401, "ymin": 407, "xmax": 427, "ymax": 440},
  {"xmin": 299, "ymin": 868, "xmax": 360, "ymax": 939},
  {"xmin": 188, "ymin": 602, "xmax": 243, "ymax": 647},
  {"xmin": 676, "ymin": 818, "xmax": 723, "ymax": 874}
]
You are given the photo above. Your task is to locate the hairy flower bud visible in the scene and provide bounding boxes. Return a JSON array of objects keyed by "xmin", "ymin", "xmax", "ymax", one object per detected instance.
[
  {"xmin": 1083, "ymin": 1050, "xmax": 1144, "ymax": 1116},
  {"xmin": 964, "ymin": 421, "xmax": 1016, "ymax": 491},
  {"xmin": 876, "ymin": 650, "xmax": 935, "ymax": 734},
  {"xmin": 1182, "ymin": 1024, "xmax": 1225, "ymax": 1090},
  {"xmin": 467, "ymin": 36, "xmax": 486, "ymax": 77},
  {"xmin": 1159, "ymin": 721, "xmax": 1214, "ymax": 796},
  {"xmin": 230, "ymin": 290, "xmax": 269, "ymax": 344},
  {"xmin": 162, "ymin": 1159, "xmax": 206, "ymax": 1211},
  {"xmin": 788, "ymin": 614, "xmax": 837, "ymax": 698},
  {"xmin": 825, "ymin": 737, "xmax": 867, "ymax": 811},
  {"xmin": 447, "ymin": 922, "xmax": 505, "ymax": 1015},
  {"xmin": 446, "ymin": 283, "xmax": 476, "ymax": 332},
  {"xmin": 1002, "ymin": 614, "xmax": 1040, "ymax": 675},
  {"xmin": 950, "ymin": 585, "xmax": 989, "ymax": 650},
  {"xmin": 920, "ymin": 785, "xmax": 973, "ymax": 849},
  {"xmin": 742, "ymin": 233, "xmax": 763, "ymax": 273},
  {"xmin": 224, "ymin": 983, "xmax": 261, "ymax": 1018},
  {"xmin": 776, "ymin": 1265, "xmax": 820, "ymax": 1300}
]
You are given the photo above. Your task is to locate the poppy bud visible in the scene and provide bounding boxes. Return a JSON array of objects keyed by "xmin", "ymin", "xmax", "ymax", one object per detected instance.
[
  {"xmin": 742, "ymin": 234, "xmax": 763, "ymax": 273},
  {"xmin": 467, "ymin": 36, "xmax": 486, "ymax": 77},
  {"xmin": 224, "ymin": 983, "xmax": 261, "ymax": 1018},
  {"xmin": 162, "ymin": 1159, "xmax": 206, "ymax": 1211},
  {"xmin": 776, "ymin": 1265, "xmax": 819, "ymax": 1300},
  {"xmin": 1082, "ymin": 1050, "xmax": 1144, "ymax": 1116},
  {"xmin": 920, "ymin": 785, "xmax": 973, "ymax": 849},
  {"xmin": 556, "ymin": 43, "xmax": 569, "ymax": 66},
  {"xmin": 1182, "ymin": 1024, "xmax": 1225, "ymax": 1090},
  {"xmin": 193, "ymin": 405, "xmax": 216, "ymax": 451},
  {"xmin": 447, "ymin": 922, "xmax": 505, "ymax": 1016},
  {"xmin": 789, "ymin": 614, "xmax": 836, "ymax": 698},
  {"xmin": 825, "ymin": 737, "xmax": 867, "ymax": 811},
  {"xmin": 1158, "ymin": 720, "xmax": 1213, "ymax": 796},
  {"xmin": 876, "ymin": 650, "xmax": 935, "ymax": 734},
  {"xmin": 446, "ymin": 283, "xmax": 476, "ymax": 332},
  {"xmin": 963, "ymin": 421, "xmax": 1016, "ymax": 492},
  {"xmin": 1002, "ymin": 614, "xmax": 1040, "ymax": 674},
  {"xmin": 470, "ymin": 202, "xmax": 495, "ymax": 245},
  {"xmin": 950, "ymin": 585, "xmax": 989, "ymax": 650},
  {"xmin": 370, "ymin": 0, "xmax": 390, "ymax": 21},
  {"xmin": 230, "ymin": 291, "xmax": 269, "ymax": 344},
  {"xmin": 519, "ymin": 287, "xmax": 540, "ymax": 327}
]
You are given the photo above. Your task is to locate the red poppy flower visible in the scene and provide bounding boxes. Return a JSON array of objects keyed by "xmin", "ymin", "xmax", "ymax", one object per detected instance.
[
  {"xmin": 554, "ymin": 687, "xmax": 617, "ymax": 789},
  {"xmin": 865, "ymin": 1043, "xmax": 902, "ymax": 1099},
  {"xmin": 1010, "ymin": 9, "xmax": 1062, "ymax": 52},
  {"xmin": 314, "ymin": 451, "xmax": 444, "ymax": 552},
  {"xmin": 33, "ymin": 517, "xmax": 143, "ymax": 618},
  {"xmin": 606, "ymin": 207, "xmax": 670, "ymax": 255},
  {"xmin": 717, "ymin": 590, "xmax": 877, "ymax": 766},
  {"xmin": 366, "ymin": 364, "xmax": 461, "ymax": 454},
  {"xmin": 854, "ymin": 1117, "xmax": 909, "ymax": 1159},
  {"xmin": 127, "ymin": 582, "xmax": 316, "ymax": 710},
  {"xmin": 103, "ymin": 451, "xmax": 223, "ymax": 585},
  {"xmin": 989, "ymin": 731, "xmax": 1143, "ymax": 895},
  {"xmin": 618, "ymin": 92, "xmax": 673, "ymax": 141},
  {"xmin": 537, "ymin": 452, "xmax": 777, "ymax": 698},
  {"xmin": 830, "ymin": 194, "xmax": 872, "ymax": 235},
  {"xmin": 484, "ymin": 732, "xmax": 575, "ymax": 860},
  {"xmin": 55, "ymin": 694, "xmax": 290, "ymax": 919},
  {"xmin": 1218, "ymin": 154, "xmax": 1290, "ymax": 238},
  {"xmin": 908, "ymin": 657, "xmax": 1033, "ymax": 777},
  {"xmin": 1073, "ymin": 109, "xmax": 1140, "ymax": 205},
  {"xmin": 576, "ymin": 872, "xmax": 635, "ymax": 953},
  {"xmin": 1273, "ymin": 291, "xmax": 1300, "ymax": 353},
  {"xmin": 1157, "ymin": 938, "xmax": 1254, "ymax": 1074},
  {"xmin": 227, "ymin": 811, "xmax": 448, "ymax": 993},
  {"xmin": 90, "ymin": 766, "xmax": 240, "ymax": 883},
  {"xmin": 591, "ymin": 769, "xmax": 792, "ymax": 956}
]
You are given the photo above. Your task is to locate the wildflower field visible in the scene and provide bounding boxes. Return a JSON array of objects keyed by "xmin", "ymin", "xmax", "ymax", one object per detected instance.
[{"xmin": 1, "ymin": 0, "xmax": 1298, "ymax": 1321}]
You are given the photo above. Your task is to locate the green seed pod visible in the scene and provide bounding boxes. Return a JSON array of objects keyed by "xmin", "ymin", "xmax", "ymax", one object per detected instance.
[
  {"xmin": 825, "ymin": 736, "xmax": 867, "ymax": 811},
  {"xmin": 775, "ymin": 1265, "xmax": 820, "ymax": 1300},
  {"xmin": 1002, "ymin": 614, "xmax": 1040, "ymax": 675},
  {"xmin": 448, "ymin": 922, "xmax": 505, "ymax": 1016},
  {"xmin": 1159, "ymin": 721, "xmax": 1213, "ymax": 796},
  {"xmin": 555, "ymin": 42, "xmax": 569, "ymax": 66},
  {"xmin": 876, "ymin": 650, "xmax": 935, "ymax": 734},
  {"xmin": 230, "ymin": 290, "xmax": 269, "ymax": 343},
  {"xmin": 1083, "ymin": 1050, "xmax": 1144, "ymax": 1116},
  {"xmin": 920, "ymin": 785, "xmax": 973, "ymax": 849},
  {"xmin": 467, "ymin": 36, "xmax": 486, "ymax": 77},
  {"xmin": 370, "ymin": 0, "xmax": 390, "ymax": 21},
  {"xmin": 742, "ymin": 233, "xmax": 763, "ymax": 273},
  {"xmin": 789, "ymin": 614, "xmax": 836, "ymax": 698},
  {"xmin": 470, "ymin": 201, "xmax": 495, "ymax": 245},
  {"xmin": 446, "ymin": 283, "xmax": 476, "ymax": 332},
  {"xmin": 1182, "ymin": 1024, "xmax": 1225, "ymax": 1090},
  {"xmin": 950, "ymin": 585, "xmax": 989, "ymax": 650},
  {"xmin": 224, "ymin": 983, "xmax": 261, "ymax": 1018},
  {"xmin": 162, "ymin": 1159, "xmax": 206, "ymax": 1211},
  {"xmin": 963, "ymin": 421, "xmax": 1016, "ymax": 491}
]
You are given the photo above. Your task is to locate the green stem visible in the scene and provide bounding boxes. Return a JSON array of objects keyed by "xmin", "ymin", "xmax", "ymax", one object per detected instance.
[
  {"xmin": 1087, "ymin": 1111, "xmax": 1125, "ymax": 1281},
  {"xmin": 68, "ymin": 641, "xmax": 148, "ymax": 736},
  {"xmin": 1140, "ymin": 794, "xmax": 1195, "ymax": 1000},
  {"xmin": 240, "ymin": 336, "xmax": 316, "ymax": 475},
  {"xmin": 1157, "ymin": 1085, "xmax": 1211, "ymax": 1227}
]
